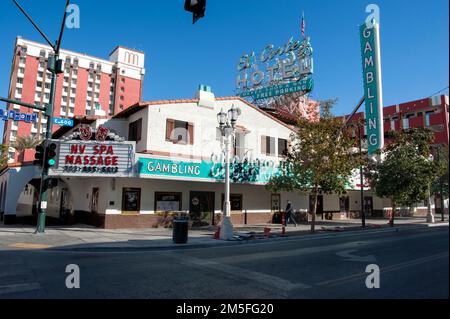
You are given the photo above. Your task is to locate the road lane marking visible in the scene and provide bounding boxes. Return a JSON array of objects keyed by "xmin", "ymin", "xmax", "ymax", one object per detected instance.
[
  {"xmin": 317, "ymin": 251, "xmax": 449, "ymax": 287},
  {"xmin": 161, "ymin": 253, "xmax": 311, "ymax": 295},
  {"xmin": 0, "ymin": 270, "xmax": 31, "ymax": 279},
  {"xmin": 212, "ymin": 242, "xmax": 369, "ymax": 264},
  {"xmin": 0, "ymin": 283, "xmax": 42, "ymax": 295},
  {"xmin": 211, "ymin": 230, "xmax": 446, "ymax": 264},
  {"xmin": 335, "ymin": 250, "xmax": 377, "ymax": 262},
  {"xmin": 8, "ymin": 243, "xmax": 52, "ymax": 249}
]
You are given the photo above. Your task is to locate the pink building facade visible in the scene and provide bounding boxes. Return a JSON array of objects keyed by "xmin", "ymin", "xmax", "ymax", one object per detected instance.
[{"xmin": 2, "ymin": 37, "xmax": 145, "ymax": 163}]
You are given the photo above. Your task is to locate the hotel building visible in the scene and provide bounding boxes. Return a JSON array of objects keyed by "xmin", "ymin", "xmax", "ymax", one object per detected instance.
[{"xmin": 2, "ymin": 37, "xmax": 145, "ymax": 163}]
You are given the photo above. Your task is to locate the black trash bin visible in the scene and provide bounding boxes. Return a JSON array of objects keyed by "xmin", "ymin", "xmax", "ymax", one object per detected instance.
[{"xmin": 173, "ymin": 216, "xmax": 189, "ymax": 244}]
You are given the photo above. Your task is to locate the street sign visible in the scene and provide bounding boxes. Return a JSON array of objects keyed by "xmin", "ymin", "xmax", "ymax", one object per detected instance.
[
  {"xmin": 53, "ymin": 117, "xmax": 74, "ymax": 127},
  {"xmin": 0, "ymin": 108, "xmax": 38, "ymax": 123},
  {"xmin": 360, "ymin": 21, "xmax": 384, "ymax": 156}
]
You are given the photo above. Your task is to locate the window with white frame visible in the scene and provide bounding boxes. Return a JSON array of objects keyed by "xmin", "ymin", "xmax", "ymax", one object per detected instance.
[{"xmin": 261, "ymin": 135, "xmax": 276, "ymax": 156}]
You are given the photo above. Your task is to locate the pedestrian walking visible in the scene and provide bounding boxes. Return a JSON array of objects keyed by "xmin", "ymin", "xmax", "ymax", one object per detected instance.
[{"xmin": 285, "ymin": 200, "xmax": 297, "ymax": 227}]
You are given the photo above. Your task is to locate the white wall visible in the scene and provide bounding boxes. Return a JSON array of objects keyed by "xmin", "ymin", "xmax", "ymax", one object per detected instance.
[
  {"xmin": 0, "ymin": 165, "xmax": 40, "ymax": 216},
  {"xmin": 16, "ymin": 185, "xmax": 35, "ymax": 217},
  {"xmin": 130, "ymin": 98, "xmax": 294, "ymax": 162},
  {"xmin": 58, "ymin": 177, "xmax": 310, "ymax": 216}
]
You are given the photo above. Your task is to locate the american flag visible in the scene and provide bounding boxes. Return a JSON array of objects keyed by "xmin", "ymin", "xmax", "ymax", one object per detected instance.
[{"xmin": 301, "ymin": 12, "xmax": 305, "ymax": 38}]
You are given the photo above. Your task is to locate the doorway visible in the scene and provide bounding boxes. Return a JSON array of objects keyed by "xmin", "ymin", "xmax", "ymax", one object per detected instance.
[
  {"xmin": 189, "ymin": 191, "xmax": 215, "ymax": 226},
  {"xmin": 59, "ymin": 188, "xmax": 70, "ymax": 223},
  {"xmin": 339, "ymin": 196, "xmax": 350, "ymax": 213},
  {"xmin": 309, "ymin": 195, "xmax": 324, "ymax": 215},
  {"xmin": 91, "ymin": 188, "xmax": 99, "ymax": 214},
  {"xmin": 364, "ymin": 196, "xmax": 374, "ymax": 217}
]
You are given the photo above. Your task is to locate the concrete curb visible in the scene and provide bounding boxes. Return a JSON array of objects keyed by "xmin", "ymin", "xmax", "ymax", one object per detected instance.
[{"xmin": 46, "ymin": 223, "xmax": 443, "ymax": 253}]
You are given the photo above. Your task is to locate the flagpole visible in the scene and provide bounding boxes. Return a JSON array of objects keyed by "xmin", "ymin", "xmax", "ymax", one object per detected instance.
[{"xmin": 302, "ymin": 11, "xmax": 305, "ymax": 39}]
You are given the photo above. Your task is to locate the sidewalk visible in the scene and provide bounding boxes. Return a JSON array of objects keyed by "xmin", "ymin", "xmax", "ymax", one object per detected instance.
[{"xmin": 0, "ymin": 217, "xmax": 447, "ymax": 252}]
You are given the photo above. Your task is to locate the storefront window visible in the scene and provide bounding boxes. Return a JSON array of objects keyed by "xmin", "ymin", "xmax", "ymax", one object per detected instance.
[
  {"xmin": 271, "ymin": 194, "xmax": 281, "ymax": 212},
  {"xmin": 122, "ymin": 188, "xmax": 141, "ymax": 213},
  {"xmin": 155, "ymin": 192, "xmax": 182, "ymax": 212},
  {"xmin": 222, "ymin": 194, "xmax": 243, "ymax": 211}
]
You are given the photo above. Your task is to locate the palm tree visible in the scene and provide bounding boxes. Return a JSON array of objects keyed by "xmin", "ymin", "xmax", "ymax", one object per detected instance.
[
  {"xmin": 12, "ymin": 136, "xmax": 39, "ymax": 162},
  {"xmin": 12, "ymin": 135, "xmax": 39, "ymax": 152}
]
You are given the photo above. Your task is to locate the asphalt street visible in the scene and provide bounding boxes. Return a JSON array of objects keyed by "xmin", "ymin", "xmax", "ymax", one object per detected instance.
[{"xmin": 0, "ymin": 226, "xmax": 448, "ymax": 299}]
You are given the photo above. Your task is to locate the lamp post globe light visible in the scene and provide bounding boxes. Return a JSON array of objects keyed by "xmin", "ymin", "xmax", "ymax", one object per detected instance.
[{"xmin": 217, "ymin": 105, "xmax": 241, "ymax": 240}]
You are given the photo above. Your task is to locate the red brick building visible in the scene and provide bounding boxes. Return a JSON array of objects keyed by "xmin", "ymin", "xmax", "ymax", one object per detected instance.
[
  {"xmin": 345, "ymin": 95, "xmax": 449, "ymax": 146},
  {"xmin": 2, "ymin": 37, "xmax": 145, "ymax": 163}
]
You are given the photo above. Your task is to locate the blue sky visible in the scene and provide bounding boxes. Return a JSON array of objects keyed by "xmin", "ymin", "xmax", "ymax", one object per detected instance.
[{"xmin": 0, "ymin": 0, "xmax": 448, "ymax": 138}]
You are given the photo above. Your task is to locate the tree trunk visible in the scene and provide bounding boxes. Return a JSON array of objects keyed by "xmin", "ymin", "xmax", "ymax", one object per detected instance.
[
  {"xmin": 311, "ymin": 190, "xmax": 318, "ymax": 233},
  {"xmin": 391, "ymin": 198, "xmax": 396, "ymax": 227}
]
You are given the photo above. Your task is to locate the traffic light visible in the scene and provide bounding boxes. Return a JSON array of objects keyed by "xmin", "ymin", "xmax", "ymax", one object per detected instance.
[
  {"xmin": 34, "ymin": 143, "xmax": 45, "ymax": 167},
  {"xmin": 44, "ymin": 142, "xmax": 58, "ymax": 169},
  {"xmin": 184, "ymin": 0, "xmax": 206, "ymax": 24},
  {"xmin": 47, "ymin": 56, "xmax": 64, "ymax": 74}
]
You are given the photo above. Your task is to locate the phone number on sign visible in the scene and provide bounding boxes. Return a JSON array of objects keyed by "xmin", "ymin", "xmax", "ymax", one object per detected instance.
[{"xmin": 63, "ymin": 166, "xmax": 119, "ymax": 174}]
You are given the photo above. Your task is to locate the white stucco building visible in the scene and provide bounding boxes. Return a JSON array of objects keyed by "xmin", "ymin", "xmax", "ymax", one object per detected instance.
[{"xmin": 1, "ymin": 87, "xmax": 415, "ymax": 229}]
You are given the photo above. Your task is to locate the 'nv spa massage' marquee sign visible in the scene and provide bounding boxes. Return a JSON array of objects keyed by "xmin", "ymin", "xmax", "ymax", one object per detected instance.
[
  {"xmin": 48, "ymin": 126, "xmax": 135, "ymax": 177},
  {"xmin": 236, "ymin": 36, "xmax": 314, "ymax": 100}
]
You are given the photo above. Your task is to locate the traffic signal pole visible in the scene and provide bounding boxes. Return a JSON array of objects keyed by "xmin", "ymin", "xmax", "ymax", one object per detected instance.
[
  {"xmin": 35, "ymin": 66, "xmax": 57, "ymax": 233},
  {"xmin": 10, "ymin": 0, "xmax": 70, "ymax": 233}
]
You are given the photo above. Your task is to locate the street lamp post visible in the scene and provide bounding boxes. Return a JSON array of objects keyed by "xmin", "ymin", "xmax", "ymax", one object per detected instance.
[
  {"xmin": 436, "ymin": 145, "xmax": 445, "ymax": 222},
  {"xmin": 217, "ymin": 105, "xmax": 240, "ymax": 240},
  {"xmin": 427, "ymin": 153, "xmax": 436, "ymax": 224},
  {"xmin": 357, "ymin": 123, "xmax": 366, "ymax": 228}
]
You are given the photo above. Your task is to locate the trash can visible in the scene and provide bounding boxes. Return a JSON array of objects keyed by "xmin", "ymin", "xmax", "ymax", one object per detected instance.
[{"xmin": 173, "ymin": 216, "xmax": 189, "ymax": 244}]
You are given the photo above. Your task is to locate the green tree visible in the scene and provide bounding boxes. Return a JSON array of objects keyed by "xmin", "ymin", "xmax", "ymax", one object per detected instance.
[
  {"xmin": 365, "ymin": 128, "xmax": 445, "ymax": 225},
  {"xmin": 432, "ymin": 145, "xmax": 449, "ymax": 213},
  {"xmin": 0, "ymin": 144, "xmax": 9, "ymax": 169},
  {"xmin": 266, "ymin": 99, "xmax": 360, "ymax": 232}
]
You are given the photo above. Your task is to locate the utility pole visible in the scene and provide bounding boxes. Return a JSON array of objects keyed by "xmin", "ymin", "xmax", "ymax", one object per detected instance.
[
  {"xmin": 436, "ymin": 145, "xmax": 445, "ymax": 222},
  {"xmin": 343, "ymin": 96, "xmax": 366, "ymax": 228},
  {"xmin": 11, "ymin": 0, "xmax": 71, "ymax": 233},
  {"xmin": 358, "ymin": 123, "xmax": 366, "ymax": 228}
]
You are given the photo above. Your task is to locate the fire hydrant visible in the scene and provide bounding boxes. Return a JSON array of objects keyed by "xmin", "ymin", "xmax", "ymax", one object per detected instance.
[{"xmin": 214, "ymin": 226, "xmax": 221, "ymax": 240}]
